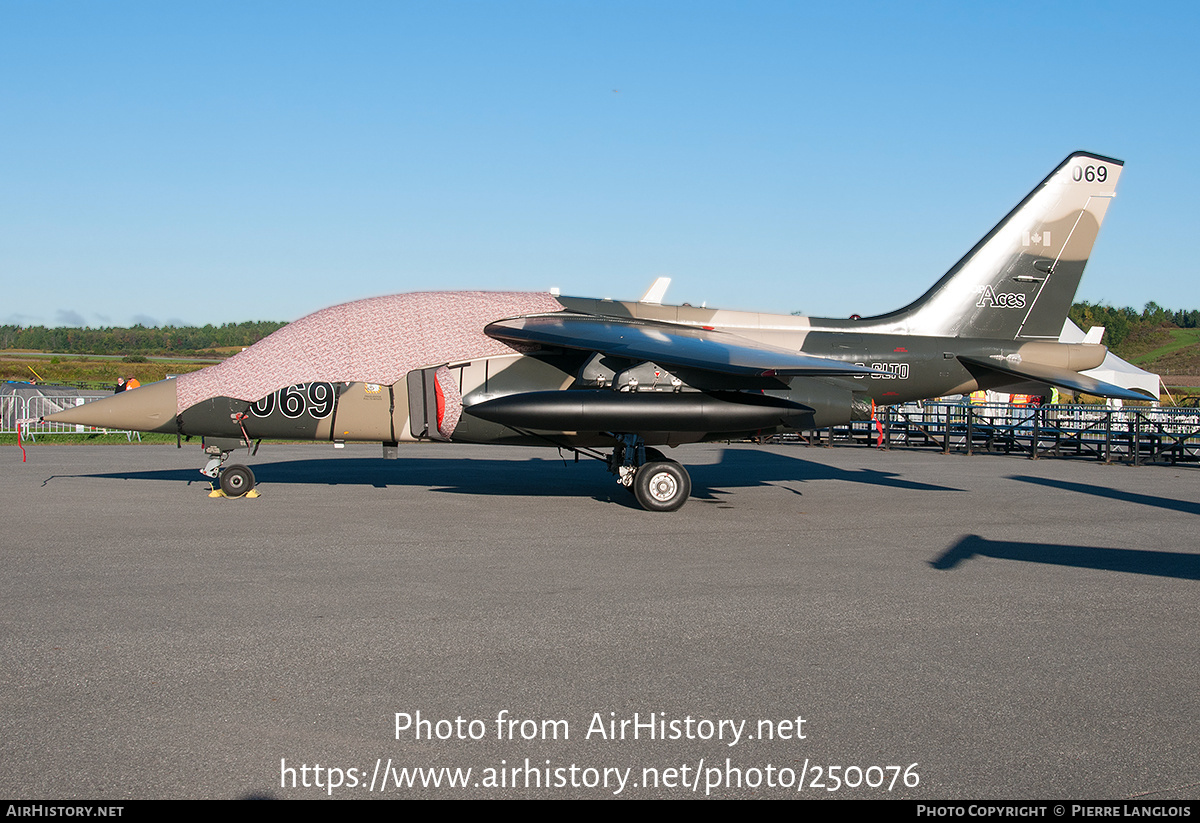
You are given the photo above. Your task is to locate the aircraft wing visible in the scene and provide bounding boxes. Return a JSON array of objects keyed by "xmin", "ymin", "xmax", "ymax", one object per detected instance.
[
  {"xmin": 958, "ymin": 355, "xmax": 1157, "ymax": 402},
  {"xmin": 486, "ymin": 314, "xmax": 879, "ymax": 378}
]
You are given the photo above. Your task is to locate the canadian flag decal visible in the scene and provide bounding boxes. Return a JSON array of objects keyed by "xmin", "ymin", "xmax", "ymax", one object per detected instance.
[{"xmin": 1022, "ymin": 230, "xmax": 1051, "ymax": 247}]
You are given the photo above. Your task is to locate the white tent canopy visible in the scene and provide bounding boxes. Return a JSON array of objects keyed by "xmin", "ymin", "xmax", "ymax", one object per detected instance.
[{"xmin": 1059, "ymin": 320, "xmax": 1161, "ymax": 399}]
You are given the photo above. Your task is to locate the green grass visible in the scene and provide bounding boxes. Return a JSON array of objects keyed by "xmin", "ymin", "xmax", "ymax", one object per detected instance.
[
  {"xmin": 1, "ymin": 432, "xmax": 180, "ymax": 445},
  {"xmin": 1, "ymin": 433, "xmax": 350, "ymax": 446},
  {"xmin": 1127, "ymin": 327, "xmax": 1200, "ymax": 365},
  {"xmin": 2, "ymin": 355, "xmax": 211, "ymax": 386}
]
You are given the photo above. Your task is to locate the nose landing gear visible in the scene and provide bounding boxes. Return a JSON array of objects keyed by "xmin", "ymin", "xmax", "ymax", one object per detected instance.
[
  {"xmin": 201, "ymin": 439, "xmax": 258, "ymax": 498},
  {"xmin": 218, "ymin": 464, "xmax": 256, "ymax": 497}
]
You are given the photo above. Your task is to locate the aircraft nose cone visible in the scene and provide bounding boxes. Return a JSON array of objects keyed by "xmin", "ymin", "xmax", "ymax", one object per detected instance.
[{"xmin": 43, "ymin": 379, "xmax": 179, "ymax": 433}]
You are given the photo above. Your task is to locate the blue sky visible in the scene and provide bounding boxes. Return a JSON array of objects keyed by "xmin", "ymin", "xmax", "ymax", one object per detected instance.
[{"xmin": 3, "ymin": 1, "xmax": 1197, "ymax": 327}]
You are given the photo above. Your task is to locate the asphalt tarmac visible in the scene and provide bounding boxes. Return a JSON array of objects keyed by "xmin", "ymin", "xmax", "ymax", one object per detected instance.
[{"xmin": 2, "ymin": 441, "xmax": 1197, "ymax": 799}]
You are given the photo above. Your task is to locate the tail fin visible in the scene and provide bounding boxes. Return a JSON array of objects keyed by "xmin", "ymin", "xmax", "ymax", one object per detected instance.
[{"xmin": 870, "ymin": 152, "xmax": 1123, "ymax": 339}]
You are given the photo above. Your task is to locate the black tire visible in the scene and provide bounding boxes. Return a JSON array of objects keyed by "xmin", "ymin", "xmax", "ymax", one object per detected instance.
[
  {"xmin": 220, "ymin": 464, "xmax": 256, "ymax": 497},
  {"xmin": 633, "ymin": 460, "xmax": 691, "ymax": 512}
]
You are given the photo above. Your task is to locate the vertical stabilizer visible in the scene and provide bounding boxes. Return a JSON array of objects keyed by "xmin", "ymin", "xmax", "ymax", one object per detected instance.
[
  {"xmin": 640, "ymin": 277, "xmax": 671, "ymax": 305},
  {"xmin": 867, "ymin": 152, "xmax": 1122, "ymax": 339}
]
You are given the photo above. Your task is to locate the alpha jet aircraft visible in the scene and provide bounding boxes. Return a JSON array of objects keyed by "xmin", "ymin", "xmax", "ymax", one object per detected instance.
[{"xmin": 45, "ymin": 151, "xmax": 1150, "ymax": 511}]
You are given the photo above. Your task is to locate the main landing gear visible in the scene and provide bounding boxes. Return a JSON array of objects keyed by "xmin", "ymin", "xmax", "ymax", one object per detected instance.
[
  {"xmin": 201, "ymin": 441, "xmax": 257, "ymax": 497},
  {"xmin": 608, "ymin": 434, "xmax": 692, "ymax": 512}
]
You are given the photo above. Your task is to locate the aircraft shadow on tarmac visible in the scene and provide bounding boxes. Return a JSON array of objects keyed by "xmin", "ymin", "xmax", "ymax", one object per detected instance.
[
  {"xmin": 1008, "ymin": 474, "xmax": 1200, "ymax": 518},
  {"xmin": 931, "ymin": 534, "xmax": 1200, "ymax": 581},
  {"xmin": 48, "ymin": 447, "xmax": 960, "ymax": 508}
]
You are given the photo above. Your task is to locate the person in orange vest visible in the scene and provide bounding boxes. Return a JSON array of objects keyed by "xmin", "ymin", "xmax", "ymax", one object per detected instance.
[{"xmin": 125, "ymin": 377, "xmax": 141, "ymax": 390}]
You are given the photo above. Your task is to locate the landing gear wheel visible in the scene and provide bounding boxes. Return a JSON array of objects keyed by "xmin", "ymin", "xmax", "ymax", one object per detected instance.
[
  {"xmin": 219, "ymin": 464, "xmax": 256, "ymax": 497},
  {"xmin": 633, "ymin": 461, "xmax": 691, "ymax": 512},
  {"xmin": 621, "ymin": 448, "xmax": 665, "ymax": 495}
]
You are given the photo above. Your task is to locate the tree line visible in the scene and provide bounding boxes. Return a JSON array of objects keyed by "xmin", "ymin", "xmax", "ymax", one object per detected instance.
[
  {"xmin": 2, "ymin": 302, "xmax": 1196, "ymax": 357},
  {"xmin": 0, "ymin": 321, "xmax": 287, "ymax": 355},
  {"xmin": 1068, "ymin": 302, "xmax": 1200, "ymax": 350}
]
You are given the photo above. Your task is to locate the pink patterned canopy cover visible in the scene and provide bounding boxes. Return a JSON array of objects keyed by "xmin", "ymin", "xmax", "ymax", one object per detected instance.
[{"xmin": 174, "ymin": 292, "xmax": 564, "ymax": 425}]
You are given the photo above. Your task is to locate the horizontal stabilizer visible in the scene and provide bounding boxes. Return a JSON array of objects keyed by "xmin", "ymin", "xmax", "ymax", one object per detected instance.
[
  {"xmin": 958, "ymin": 355, "xmax": 1157, "ymax": 402},
  {"xmin": 487, "ymin": 314, "xmax": 880, "ymax": 378}
]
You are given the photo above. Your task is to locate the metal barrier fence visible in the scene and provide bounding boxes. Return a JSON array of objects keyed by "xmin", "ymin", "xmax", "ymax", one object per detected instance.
[
  {"xmin": 2, "ymin": 394, "xmax": 141, "ymax": 441},
  {"xmin": 0, "ymin": 394, "xmax": 22, "ymax": 434},
  {"xmin": 791, "ymin": 402, "xmax": 1200, "ymax": 465}
]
